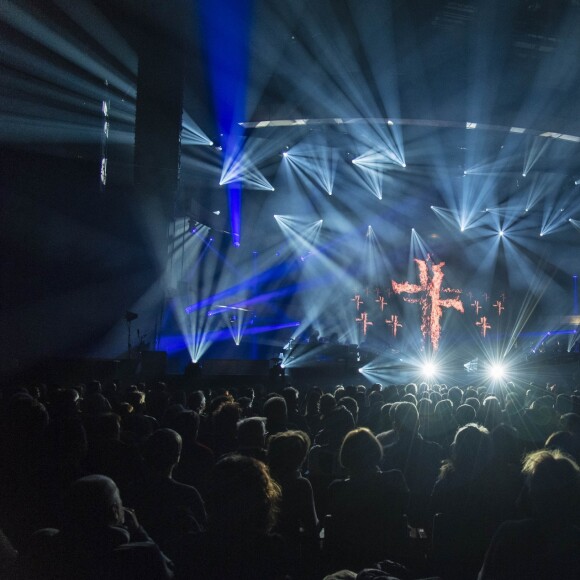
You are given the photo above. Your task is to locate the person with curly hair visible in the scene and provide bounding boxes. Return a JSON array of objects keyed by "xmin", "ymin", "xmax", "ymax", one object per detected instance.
[{"xmin": 176, "ymin": 454, "xmax": 289, "ymax": 579}]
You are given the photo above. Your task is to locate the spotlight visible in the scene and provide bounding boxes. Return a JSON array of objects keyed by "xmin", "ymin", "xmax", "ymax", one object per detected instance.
[
  {"xmin": 499, "ymin": 230, "xmax": 504, "ymax": 237},
  {"xmin": 522, "ymin": 173, "xmax": 526, "ymax": 177},
  {"xmin": 421, "ymin": 361, "xmax": 438, "ymax": 378},
  {"xmin": 358, "ymin": 368, "xmax": 363, "ymax": 374},
  {"xmin": 387, "ymin": 120, "xmax": 394, "ymax": 126},
  {"xmin": 488, "ymin": 363, "xmax": 506, "ymax": 381},
  {"xmin": 282, "ymin": 151, "xmax": 288, "ymax": 158},
  {"xmin": 402, "ymin": 163, "xmax": 407, "ymax": 168}
]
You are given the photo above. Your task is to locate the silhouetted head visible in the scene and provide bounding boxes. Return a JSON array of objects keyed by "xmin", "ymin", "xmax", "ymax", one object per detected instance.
[
  {"xmin": 65, "ymin": 475, "xmax": 123, "ymax": 529},
  {"xmin": 455, "ymin": 404, "xmax": 476, "ymax": 426},
  {"xmin": 339, "ymin": 427, "xmax": 383, "ymax": 475},
  {"xmin": 238, "ymin": 417, "xmax": 266, "ymax": 449},
  {"xmin": 206, "ymin": 454, "xmax": 281, "ymax": 534},
  {"xmin": 188, "ymin": 390, "xmax": 206, "ymax": 413},
  {"xmin": 393, "ymin": 401, "xmax": 419, "ymax": 434},
  {"xmin": 282, "ymin": 387, "xmax": 299, "ymax": 412},
  {"xmin": 522, "ymin": 448, "xmax": 580, "ymax": 521},
  {"xmin": 545, "ymin": 431, "xmax": 580, "ymax": 463},
  {"xmin": 167, "ymin": 409, "xmax": 200, "ymax": 443},
  {"xmin": 447, "ymin": 387, "xmax": 463, "ymax": 408},
  {"xmin": 268, "ymin": 430, "xmax": 310, "ymax": 474},
  {"xmin": 263, "ymin": 396, "xmax": 287, "ymax": 425},
  {"xmin": 319, "ymin": 393, "xmax": 337, "ymax": 417},
  {"xmin": 340, "ymin": 396, "xmax": 359, "ymax": 425},
  {"xmin": 143, "ymin": 428, "xmax": 182, "ymax": 475},
  {"xmin": 213, "ymin": 401, "xmax": 242, "ymax": 436},
  {"xmin": 448, "ymin": 423, "xmax": 491, "ymax": 476},
  {"xmin": 560, "ymin": 412, "xmax": 580, "ymax": 435},
  {"xmin": 321, "ymin": 405, "xmax": 356, "ymax": 447}
]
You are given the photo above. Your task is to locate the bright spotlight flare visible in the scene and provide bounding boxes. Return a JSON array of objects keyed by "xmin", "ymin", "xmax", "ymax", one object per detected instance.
[
  {"xmin": 488, "ymin": 363, "xmax": 507, "ymax": 381},
  {"xmin": 421, "ymin": 360, "xmax": 439, "ymax": 379}
]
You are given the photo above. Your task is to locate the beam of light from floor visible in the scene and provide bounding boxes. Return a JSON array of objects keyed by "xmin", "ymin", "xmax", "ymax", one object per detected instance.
[
  {"xmin": 167, "ymin": 220, "xmax": 211, "ymax": 288},
  {"xmin": 348, "ymin": 160, "xmax": 383, "ymax": 200},
  {"xmin": 522, "ymin": 136, "xmax": 552, "ymax": 178},
  {"xmin": 346, "ymin": 0, "xmax": 406, "ymax": 164},
  {"xmin": 567, "ymin": 325, "xmax": 580, "ymax": 353},
  {"xmin": 283, "ymin": 144, "xmax": 338, "ymax": 196},
  {"xmin": 228, "ymin": 181, "xmax": 242, "ymax": 246},
  {"xmin": 2, "ymin": 1, "xmax": 136, "ymax": 97},
  {"xmin": 199, "ymin": 0, "xmax": 252, "ymax": 243},
  {"xmin": 283, "ymin": 151, "xmax": 331, "ymax": 196},
  {"xmin": 52, "ymin": 0, "xmax": 138, "ymax": 75},
  {"xmin": 430, "ymin": 206, "xmax": 461, "ymax": 232},
  {"xmin": 540, "ymin": 207, "xmax": 573, "ymax": 237},
  {"xmin": 274, "ymin": 215, "xmax": 323, "ymax": 257},
  {"xmin": 499, "ymin": 253, "xmax": 555, "ymax": 359},
  {"xmin": 182, "ymin": 112, "xmax": 213, "ymax": 146},
  {"xmin": 363, "ymin": 226, "xmax": 383, "ymax": 287},
  {"xmin": 570, "ymin": 219, "xmax": 580, "ymax": 234},
  {"xmin": 220, "ymin": 153, "xmax": 274, "ymax": 190},
  {"xmin": 523, "ymin": 173, "xmax": 553, "ymax": 213},
  {"xmin": 352, "ymin": 149, "xmax": 405, "ymax": 171},
  {"xmin": 540, "ymin": 179, "xmax": 575, "ymax": 236},
  {"xmin": 218, "ymin": 306, "xmax": 250, "ymax": 346},
  {"xmin": 409, "ymin": 228, "xmax": 433, "ymax": 264}
]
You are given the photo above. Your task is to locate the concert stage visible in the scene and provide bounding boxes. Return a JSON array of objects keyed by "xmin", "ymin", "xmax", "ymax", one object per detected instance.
[{"xmin": 7, "ymin": 346, "xmax": 579, "ymax": 394}]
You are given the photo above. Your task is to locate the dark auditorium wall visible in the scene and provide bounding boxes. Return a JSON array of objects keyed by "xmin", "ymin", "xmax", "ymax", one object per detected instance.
[
  {"xmin": 0, "ymin": 147, "xmax": 163, "ymax": 367},
  {"xmin": 0, "ymin": 0, "xmax": 189, "ymax": 375}
]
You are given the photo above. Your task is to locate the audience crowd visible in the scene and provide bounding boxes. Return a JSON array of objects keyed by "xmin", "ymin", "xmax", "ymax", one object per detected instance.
[{"xmin": 1, "ymin": 375, "xmax": 580, "ymax": 579}]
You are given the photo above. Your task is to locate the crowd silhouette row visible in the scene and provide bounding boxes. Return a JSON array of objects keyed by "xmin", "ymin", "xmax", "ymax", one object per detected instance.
[{"xmin": 1, "ymin": 376, "xmax": 580, "ymax": 579}]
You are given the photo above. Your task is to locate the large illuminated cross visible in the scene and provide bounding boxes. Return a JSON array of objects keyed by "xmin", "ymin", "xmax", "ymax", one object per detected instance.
[{"xmin": 392, "ymin": 257, "xmax": 464, "ymax": 350}]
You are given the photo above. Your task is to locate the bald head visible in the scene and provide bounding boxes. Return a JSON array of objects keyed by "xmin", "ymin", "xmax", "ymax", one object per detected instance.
[{"xmin": 66, "ymin": 475, "xmax": 123, "ymax": 528}]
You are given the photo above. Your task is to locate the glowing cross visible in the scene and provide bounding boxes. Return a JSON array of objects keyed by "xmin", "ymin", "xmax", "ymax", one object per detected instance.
[
  {"xmin": 352, "ymin": 294, "xmax": 364, "ymax": 311},
  {"xmin": 376, "ymin": 296, "xmax": 388, "ymax": 311},
  {"xmin": 356, "ymin": 312, "xmax": 373, "ymax": 336},
  {"xmin": 482, "ymin": 292, "xmax": 490, "ymax": 302},
  {"xmin": 493, "ymin": 300, "xmax": 505, "ymax": 316},
  {"xmin": 386, "ymin": 314, "xmax": 403, "ymax": 337},
  {"xmin": 476, "ymin": 316, "xmax": 491, "ymax": 337},
  {"xmin": 471, "ymin": 300, "xmax": 482, "ymax": 315},
  {"xmin": 392, "ymin": 257, "xmax": 464, "ymax": 351}
]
